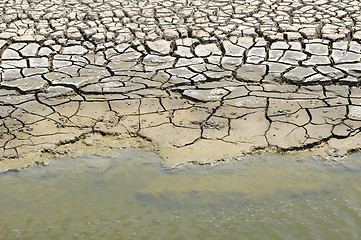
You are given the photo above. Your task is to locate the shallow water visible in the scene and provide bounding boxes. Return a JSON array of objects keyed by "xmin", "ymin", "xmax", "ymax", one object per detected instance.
[{"xmin": 1, "ymin": 149, "xmax": 361, "ymax": 240}]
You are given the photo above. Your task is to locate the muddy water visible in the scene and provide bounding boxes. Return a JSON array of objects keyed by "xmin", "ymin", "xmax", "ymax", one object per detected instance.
[{"xmin": 1, "ymin": 149, "xmax": 361, "ymax": 240}]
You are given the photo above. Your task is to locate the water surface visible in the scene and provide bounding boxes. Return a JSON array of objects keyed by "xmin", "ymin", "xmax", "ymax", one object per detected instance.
[{"xmin": 1, "ymin": 149, "xmax": 361, "ymax": 239}]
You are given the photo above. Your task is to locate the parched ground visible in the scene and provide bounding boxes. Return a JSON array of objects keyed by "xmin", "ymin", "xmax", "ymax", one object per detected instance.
[{"xmin": 2, "ymin": 0, "xmax": 361, "ymax": 170}]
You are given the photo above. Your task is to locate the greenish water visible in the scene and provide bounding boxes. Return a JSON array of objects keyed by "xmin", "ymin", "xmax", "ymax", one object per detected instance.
[{"xmin": 1, "ymin": 149, "xmax": 361, "ymax": 240}]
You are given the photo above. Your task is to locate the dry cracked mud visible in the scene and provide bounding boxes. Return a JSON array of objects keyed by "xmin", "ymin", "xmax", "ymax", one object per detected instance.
[{"xmin": 2, "ymin": 0, "xmax": 361, "ymax": 171}]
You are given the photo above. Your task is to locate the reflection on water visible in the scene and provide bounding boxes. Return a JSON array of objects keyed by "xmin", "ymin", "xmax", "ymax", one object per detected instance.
[{"xmin": 1, "ymin": 149, "xmax": 361, "ymax": 239}]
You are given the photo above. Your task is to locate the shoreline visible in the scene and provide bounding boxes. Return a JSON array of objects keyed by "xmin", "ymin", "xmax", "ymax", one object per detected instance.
[{"xmin": 1, "ymin": 119, "xmax": 359, "ymax": 173}]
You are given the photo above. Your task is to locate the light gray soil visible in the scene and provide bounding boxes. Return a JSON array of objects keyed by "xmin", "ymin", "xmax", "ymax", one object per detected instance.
[{"xmin": 2, "ymin": 0, "xmax": 361, "ymax": 170}]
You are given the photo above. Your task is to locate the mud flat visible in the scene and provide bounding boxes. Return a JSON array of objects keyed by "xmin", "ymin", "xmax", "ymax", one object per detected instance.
[
  {"xmin": 2, "ymin": 83, "xmax": 361, "ymax": 172},
  {"xmin": 2, "ymin": 0, "xmax": 361, "ymax": 171}
]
